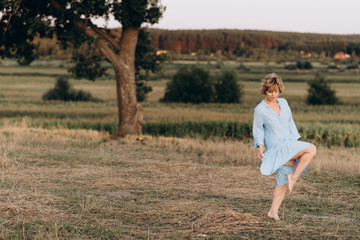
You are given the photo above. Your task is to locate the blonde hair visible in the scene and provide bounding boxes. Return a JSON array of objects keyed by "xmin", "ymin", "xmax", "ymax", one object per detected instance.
[{"xmin": 260, "ymin": 73, "xmax": 284, "ymax": 95}]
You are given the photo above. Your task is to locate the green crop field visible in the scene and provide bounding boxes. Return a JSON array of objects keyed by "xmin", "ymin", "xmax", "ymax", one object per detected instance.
[{"xmin": 0, "ymin": 59, "xmax": 359, "ymax": 239}]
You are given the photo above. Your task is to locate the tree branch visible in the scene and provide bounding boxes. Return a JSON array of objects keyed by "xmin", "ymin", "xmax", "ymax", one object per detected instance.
[
  {"xmin": 50, "ymin": 0, "xmax": 120, "ymax": 50},
  {"xmin": 74, "ymin": 19, "xmax": 124, "ymax": 69},
  {"xmin": 96, "ymin": 38, "xmax": 124, "ymax": 70},
  {"xmin": 4, "ymin": 0, "xmax": 23, "ymax": 37},
  {"xmin": 87, "ymin": 21, "xmax": 122, "ymax": 51},
  {"xmin": 50, "ymin": 0, "xmax": 123, "ymax": 68}
]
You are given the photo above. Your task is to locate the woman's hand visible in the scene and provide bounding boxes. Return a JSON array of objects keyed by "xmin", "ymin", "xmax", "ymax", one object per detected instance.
[{"xmin": 257, "ymin": 145, "xmax": 265, "ymax": 159}]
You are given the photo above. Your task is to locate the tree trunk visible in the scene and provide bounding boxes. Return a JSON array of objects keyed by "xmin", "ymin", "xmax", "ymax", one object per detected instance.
[
  {"xmin": 114, "ymin": 27, "xmax": 143, "ymax": 137},
  {"xmin": 114, "ymin": 66, "xmax": 143, "ymax": 137},
  {"xmin": 89, "ymin": 25, "xmax": 143, "ymax": 137}
]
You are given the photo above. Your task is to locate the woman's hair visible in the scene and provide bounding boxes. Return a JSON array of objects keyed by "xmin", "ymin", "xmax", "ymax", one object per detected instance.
[{"xmin": 260, "ymin": 73, "xmax": 284, "ymax": 95}]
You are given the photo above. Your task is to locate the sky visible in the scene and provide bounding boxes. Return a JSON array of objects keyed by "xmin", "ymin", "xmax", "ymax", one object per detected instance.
[{"xmin": 95, "ymin": 0, "xmax": 360, "ymax": 35}]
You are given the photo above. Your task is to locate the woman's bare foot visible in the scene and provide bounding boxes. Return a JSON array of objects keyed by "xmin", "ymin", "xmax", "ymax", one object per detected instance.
[
  {"xmin": 267, "ymin": 210, "xmax": 280, "ymax": 221},
  {"xmin": 287, "ymin": 174, "xmax": 296, "ymax": 193}
]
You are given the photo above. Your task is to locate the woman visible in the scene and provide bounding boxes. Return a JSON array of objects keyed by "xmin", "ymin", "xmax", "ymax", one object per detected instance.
[{"xmin": 253, "ymin": 73, "xmax": 317, "ymax": 221}]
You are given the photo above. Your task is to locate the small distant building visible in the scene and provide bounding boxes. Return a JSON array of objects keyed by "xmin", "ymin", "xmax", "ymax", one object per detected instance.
[
  {"xmin": 334, "ymin": 52, "xmax": 350, "ymax": 59},
  {"xmin": 156, "ymin": 50, "xmax": 168, "ymax": 55},
  {"xmin": 300, "ymin": 51, "xmax": 311, "ymax": 58}
]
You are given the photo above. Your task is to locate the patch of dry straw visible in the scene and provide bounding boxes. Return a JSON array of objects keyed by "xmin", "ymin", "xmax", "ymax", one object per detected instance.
[
  {"xmin": 191, "ymin": 210, "xmax": 261, "ymax": 233},
  {"xmin": 0, "ymin": 189, "xmax": 66, "ymax": 220},
  {"xmin": 0, "ymin": 119, "xmax": 109, "ymax": 147},
  {"xmin": 123, "ymin": 134, "xmax": 256, "ymax": 167},
  {"xmin": 123, "ymin": 134, "xmax": 360, "ymax": 174}
]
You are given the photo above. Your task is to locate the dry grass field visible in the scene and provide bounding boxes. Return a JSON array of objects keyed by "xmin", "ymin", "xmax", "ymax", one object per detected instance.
[
  {"xmin": 0, "ymin": 59, "xmax": 359, "ymax": 238},
  {"xmin": 0, "ymin": 125, "xmax": 359, "ymax": 239}
]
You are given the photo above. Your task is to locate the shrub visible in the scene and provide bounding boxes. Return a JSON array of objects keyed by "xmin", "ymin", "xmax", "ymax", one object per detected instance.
[
  {"xmin": 161, "ymin": 66, "xmax": 214, "ymax": 103},
  {"xmin": 142, "ymin": 121, "xmax": 251, "ymax": 140},
  {"xmin": 17, "ymin": 57, "xmax": 35, "ymax": 66},
  {"xmin": 215, "ymin": 59, "xmax": 224, "ymax": 69},
  {"xmin": 346, "ymin": 64, "xmax": 359, "ymax": 69},
  {"xmin": 327, "ymin": 65, "xmax": 338, "ymax": 69},
  {"xmin": 136, "ymin": 78, "xmax": 152, "ymax": 102},
  {"xmin": 214, "ymin": 70, "xmax": 243, "ymax": 103},
  {"xmin": 306, "ymin": 73, "xmax": 338, "ymax": 105},
  {"xmin": 296, "ymin": 61, "xmax": 303, "ymax": 69},
  {"xmin": 284, "ymin": 64, "xmax": 297, "ymax": 70},
  {"xmin": 42, "ymin": 77, "xmax": 100, "ymax": 102},
  {"xmin": 303, "ymin": 61, "xmax": 313, "ymax": 69},
  {"xmin": 296, "ymin": 60, "xmax": 313, "ymax": 69}
]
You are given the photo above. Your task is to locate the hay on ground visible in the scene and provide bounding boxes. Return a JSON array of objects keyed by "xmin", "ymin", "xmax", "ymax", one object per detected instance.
[{"xmin": 191, "ymin": 210, "xmax": 261, "ymax": 233}]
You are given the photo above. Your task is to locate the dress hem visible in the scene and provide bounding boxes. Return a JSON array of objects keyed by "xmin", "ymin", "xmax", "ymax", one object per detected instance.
[{"xmin": 260, "ymin": 141, "xmax": 310, "ymax": 176}]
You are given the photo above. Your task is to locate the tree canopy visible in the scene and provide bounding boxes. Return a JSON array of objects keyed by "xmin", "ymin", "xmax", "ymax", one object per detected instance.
[{"xmin": 0, "ymin": 0, "xmax": 163, "ymax": 63}]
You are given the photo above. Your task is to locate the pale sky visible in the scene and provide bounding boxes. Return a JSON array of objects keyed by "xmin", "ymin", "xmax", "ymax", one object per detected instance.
[{"xmin": 95, "ymin": 0, "xmax": 360, "ymax": 35}]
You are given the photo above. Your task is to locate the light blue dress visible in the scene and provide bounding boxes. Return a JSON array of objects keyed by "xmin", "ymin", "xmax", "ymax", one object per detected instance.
[{"xmin": 253, "ymin": 98, "xmax": 310, "ymax": 176}]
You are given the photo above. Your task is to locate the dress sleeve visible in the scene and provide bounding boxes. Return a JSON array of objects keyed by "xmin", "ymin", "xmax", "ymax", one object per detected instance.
[
  {"xmin": 289, "ymin": 108, "xmax": 301, "ymax": 140},
  {"xmin": 253, "ymin": 108, "xmax": 265, "ymax": 149}
]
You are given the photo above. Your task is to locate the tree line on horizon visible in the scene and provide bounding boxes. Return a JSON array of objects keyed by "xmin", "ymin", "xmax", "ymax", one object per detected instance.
[
  {"xmin": 31, "ymin": 28, "xmax": 360, "ymax": 60},
  {"xmin": 148, "ymin": 29, "xmax": 360, "ymax": 58},
  {"xmin": 6, "ymin": 28, "xmax": 359, "ymax": 63}
]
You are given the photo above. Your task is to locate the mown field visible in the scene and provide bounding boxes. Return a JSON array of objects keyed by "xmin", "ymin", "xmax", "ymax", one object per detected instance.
[{"xmin": 0, "ymin": 59, "xmax": 359, "ymax": 239}]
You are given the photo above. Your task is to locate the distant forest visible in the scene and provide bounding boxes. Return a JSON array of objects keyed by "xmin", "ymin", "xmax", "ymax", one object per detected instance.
[
  {"xmin": 148, "ymin": 29, "xmax": 360, "ymax": 57},
  {"xmin": 34, "ymin": 29, "xmax": 360, "ymax": 60}
]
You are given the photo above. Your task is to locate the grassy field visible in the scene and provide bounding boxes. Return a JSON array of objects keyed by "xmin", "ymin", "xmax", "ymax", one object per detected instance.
[
  {"xmin": 1, "ymin": 59, "xmax": 359, "ymax": 147},
  {"xmin": 0, "ymin": 59, "xmax": 359, "ymax": 238},
  {"xmin": 0, "ymin": 126, "xmax": 358, "ymax": 239}
]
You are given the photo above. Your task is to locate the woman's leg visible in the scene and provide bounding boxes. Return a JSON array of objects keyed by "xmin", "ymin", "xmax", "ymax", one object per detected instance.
[
  {"xmin": 288, "ymin": 144, "xmax": 317, "ymax": 193},
  {"xmin": 268, "ymin": 184, "xmax": 287, "ymax": 220}
]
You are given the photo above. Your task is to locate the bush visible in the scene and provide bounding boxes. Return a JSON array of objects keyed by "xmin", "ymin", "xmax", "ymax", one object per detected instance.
[
  {"xmin": 142, "ymin": 121, "xmax": 251, "ymax": 140},
  {"xmin": 136, "ymin": 79, "xmax": 152, "ymax": 102},
  {"xmin": 284, "ymin": 64, "xmax": 297, "ymax": 70},
  {"xmin": 346, "ymin": 64, "xmax": 359, "ymax": 69},
  {"xmin": 215, "ymin": 59, "xmax": 224, "ymax": 69},
  {"xmin": 161, "ymin": 66, "xmax": 214, "ymax": 103},
  {"xmin": 42, "ymin": 77, "xmax": 100, "ymax": 102},
  {"xmin": 306, "ymin": 73, "xmax": 338, "ymax": 105},
  {"xmin": 17, "ymin": 58, "xmax": 33, "ymax": 66},
  {"xmin": 214, "ymin": 70, "xmax": 243, "ymax": 103},
  {"xmin": 303, "ymin": 61, "xmax": 313, "ymax": 69},
  {"xmin": 296, "ymin": 60, "xmax": 313, "ymax": 69},
  {"xmin": 327, "ymin": 65, "xmax": 338, "ymax": 69}
]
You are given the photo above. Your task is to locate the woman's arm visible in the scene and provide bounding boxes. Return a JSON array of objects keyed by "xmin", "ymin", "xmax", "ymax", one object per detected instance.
[{"xmin": 253, "ymin": 108, "xmax": 265, "ymax": 154}]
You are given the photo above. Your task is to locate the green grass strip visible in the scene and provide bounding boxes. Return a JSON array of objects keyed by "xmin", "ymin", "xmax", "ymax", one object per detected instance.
[{"xmin": 10, "ymin": 119, "xmax": 359, "ymax": 148}]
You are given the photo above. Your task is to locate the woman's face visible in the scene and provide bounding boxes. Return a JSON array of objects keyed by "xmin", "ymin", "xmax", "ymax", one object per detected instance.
[{"xmin": 265, "ymin": 86, "xmax": 279, "ymax": 102}]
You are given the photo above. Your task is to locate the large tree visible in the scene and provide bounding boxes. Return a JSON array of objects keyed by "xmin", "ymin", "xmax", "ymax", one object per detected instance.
[{"xmin": 0, "ymin": 0, "xmax": 164, "ymax": 136}]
